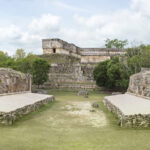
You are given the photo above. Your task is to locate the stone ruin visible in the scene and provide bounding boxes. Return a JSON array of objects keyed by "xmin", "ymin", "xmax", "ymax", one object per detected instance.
[
  {"xmin": 0, "ymin": 68, "xmax": 54, "ymax": 125},
  {"xmin": 104, "ymin": 70, "xmax": 150, "ymax": 128},
  {"xmin": 128, "ymin": 71, "xmax": 150, "ymax": 97},
  {"xmin": 0, "ymin": 68, "xmax": 31, "ymax": 94},
  {"xmin": 41, "ymin": 38, "xmax": 126, "ymax": 90}
]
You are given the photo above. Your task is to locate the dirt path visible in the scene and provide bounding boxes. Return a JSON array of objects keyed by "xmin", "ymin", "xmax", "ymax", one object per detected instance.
[{"xmin": 47, "ymin": 95, "xmax": 107, "ymax": 128}]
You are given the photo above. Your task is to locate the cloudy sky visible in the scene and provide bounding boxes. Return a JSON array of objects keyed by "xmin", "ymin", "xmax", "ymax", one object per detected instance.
[{"xmin": 0, "ymin": 0, "xmax": 150, "ymax": 55}]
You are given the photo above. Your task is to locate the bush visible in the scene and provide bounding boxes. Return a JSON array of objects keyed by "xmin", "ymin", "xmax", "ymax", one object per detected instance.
[
  {"xmin": 32, "ymin": 58, "xmax": 50, "ymax": 88},
  {"xmin": 93, "ymin": 60, "xmax": 109, "ymax": 87},
  {"xmin": 93, "ymin": 57, "xmax": 130, "ymax": 91}
]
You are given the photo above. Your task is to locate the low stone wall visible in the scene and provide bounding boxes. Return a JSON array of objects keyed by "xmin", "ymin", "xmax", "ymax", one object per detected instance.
[
  {"xmin": 0, "ymin": 96, "xmax": 55, "ymax": 125},
  {"xmin": 43, "ymin": 82, "xmax": 98, "ymax": 90},
  {"xmin": 103, "ymin": 98, "xmax": 150, "ymax": 128}
]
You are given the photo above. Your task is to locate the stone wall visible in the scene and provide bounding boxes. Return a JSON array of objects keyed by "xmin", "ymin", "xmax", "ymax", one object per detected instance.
[
  {"xmin": 81, "ymin": 55, "xmax": 110, "ymax": 63},
  {"xmin": 104, "ymin": 70, "xmax": 150, "ymax": 128},
  {"xmin": 0, "ymin": 96, "xmax": 55, "ymax": 125},
  {"xmin": 42, "ymin": 38, "xmax": 126, "ymax": 64},
  {"xmin": 0, "ymin": 68, "xmax": 31, "ymax": 94},
  {"xmin": 103, "ymin": 98, "xmax": 150, "ymax": 127},
  {"xmin": 43, "ymin": 63, "xmax": 98, "ymax": 90},
  {"xmin": 42, "ymin": 38, "xmax": 126, "ymax": 89},
  {"xmin": 42, "ymin": 39, "xmax": 80, "ymax": 58},
  {"xmin": 127, "ymin": 71, "xmax": 150, "ymax": 97}
]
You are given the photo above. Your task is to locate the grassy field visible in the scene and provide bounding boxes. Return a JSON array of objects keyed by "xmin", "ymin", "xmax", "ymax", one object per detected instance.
[{"xmin": 0, "ymin": 90, "xmax": 150, "ymax": 150}]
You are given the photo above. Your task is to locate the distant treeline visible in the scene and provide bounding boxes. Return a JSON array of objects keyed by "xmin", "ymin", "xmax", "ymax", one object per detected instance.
[
  {"xmin": 0, "ymin": 49, "xmax": 50, "ymax": 87},
  {"xmin": 94, "ymin": 40, "xmax": 150, "ymax": 91}
]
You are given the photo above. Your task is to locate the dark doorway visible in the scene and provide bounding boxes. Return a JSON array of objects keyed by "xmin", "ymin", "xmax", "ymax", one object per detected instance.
[{"xmin": 53, "ymin": 48, "xmax": 56, "ymax": 53}]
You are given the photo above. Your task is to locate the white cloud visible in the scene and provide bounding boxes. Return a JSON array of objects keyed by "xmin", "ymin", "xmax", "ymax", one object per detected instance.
[
  {"xmin": 53, "ymin": 0, "xmax": 90, "ymax": 13},
  {"xmin": 28, "ymin": 14, "xmax": 60, "ymax": 35},
  {"xmin": 0, "ymin": 0, "xmax": 150, "ymax": 55},
  {"xmin": 0, "ymin": 25, "xmax": 21, "ymax": 43},
  {"xmin": 131, "ymin": 0, "xmax": 150, "ymax": 16},
  {"xmin": 0, "ymin": 14, "xmax": 60, "ymax": 55}
]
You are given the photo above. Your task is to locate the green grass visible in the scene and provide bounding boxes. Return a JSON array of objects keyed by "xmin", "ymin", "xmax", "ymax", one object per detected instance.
[{"xmin": 0, "ymin": 90, "xmax": 150, "ymax": 150}]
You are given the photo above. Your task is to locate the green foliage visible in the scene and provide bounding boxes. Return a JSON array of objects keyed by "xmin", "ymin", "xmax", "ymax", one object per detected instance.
[
  {"xmin": 107, "ymin": 57, "xmax": 129, "ymax": 90},
  {"xmin": 94, "ymin": 57, "xmax": 129, "ymax": 90},
  {"xmin": 32, "ymin": 58, "xmax": 50, "ymax": 87},
  {"xmin": 0, "ymin": 49, "xmax": 50, "ymax": 87},
  {"xmin": 13, "ymin": 53, "xmax": 38, "ymax": 74},
  {"xmin": 105, "ymin": 38, "xmax": 128, "ymax": 49},
  {"xmin": 14, "ymin": 49, "xmax": 26, "ymax": 60},
  {"xmin": 140, "ymin": 45, "xmax": 150, "ymax": 68},
  {"xmin": 94, "ymin": 44, "xmax": 150, "ymax": 91},
  {"xmin": 93, "ymin": 60, "xmax": 109, "ymax": 87},
  {"xmin": 126, "ymin": 45, "xmax": 150, "ymax": 73},
  {"xmin": 126, "ymin": 47, "xmax": 141, "ymax": 58},
  {"xmin": 127, "ymin": 55, "xmax": 141, "ymax": 74}
]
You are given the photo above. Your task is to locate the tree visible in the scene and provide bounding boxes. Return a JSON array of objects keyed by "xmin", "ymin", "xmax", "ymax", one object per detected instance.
[
  {"xmin": 107, "ymin": 57, "xmax": 129, "ymax": 90},
  {"xmin": 0, "ymin": 51, "xmax": 14, "ymax": 67},
  {"xmin": 14, "ymin": 49, "xmax": 26, "ymax": 60},
  {"xmin": 93, "ymin": 57, "xmax": 130, "ymax": 91},
  {"xmin": 32, "ymin": 58, "xmax": 50, "ymax": 88},
  {"xmin": 105, "ymin": 38, "xmax": 128, "ymax": 49},
  {"xmin": 127, "ymin": 55, "xmax": 141, "ymax": 74},
  {"xmin": 140, "ymin": 45, "xmax": 150, "ymax": 68},
  {"xmin": 93, "ymin": 60, "xmax": 109, "ymax": 87}
]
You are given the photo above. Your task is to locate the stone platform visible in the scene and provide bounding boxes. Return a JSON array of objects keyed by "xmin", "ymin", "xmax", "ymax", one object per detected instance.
[
  {"xmin": 0, "ymin": 92, "xmax": 55, "ymax": 125},
  {"xmin": 104, "ymin": 94, "xmax": 150, "ymax": 127}
]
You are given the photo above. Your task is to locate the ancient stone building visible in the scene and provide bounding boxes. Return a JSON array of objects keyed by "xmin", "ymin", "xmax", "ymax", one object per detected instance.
[
  {"xmin": 42, "ymin": 38, "xmax": 126, "ymax": 63},
  {"xmin": 42, "ymin": 38, "xmax": 126, "ymax": 90}
]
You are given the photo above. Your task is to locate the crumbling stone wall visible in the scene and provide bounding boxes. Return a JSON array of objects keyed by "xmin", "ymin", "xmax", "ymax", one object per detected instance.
[
  {"xmin": 103, "ymin": 98, "xmax": 150, "ymax": 128},
  {"xmin": 128, "ymin": 71, "xmax": 150, "ymax": 97},
  {"xmin": 43, "ymin": 63, "xmax": 97, "ymax": 90},
  {"xmin": 42, "ymin": 38, "xmax": 126, "ymax": 63},
  {"xmin": 104, "ymin": 70, "xmax": 150, "ymax": 128},
  {"xmin": 0, "ymin": 68, "xmax": 31, "ymax": 94},
  {"xmin": 0, "ymin": 96, "xmax": 55, "ymax": 125}
]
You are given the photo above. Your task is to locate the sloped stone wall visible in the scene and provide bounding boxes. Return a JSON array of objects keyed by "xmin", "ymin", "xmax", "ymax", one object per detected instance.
[
  {"xmin": 103, "ymin": 98, "xmax": 150, "ymax": 127},
  {"xmin": 43, "ymin": 63, "xmax": 97, "ymax": 90},
  {"xmin": 128, "ymin": 71, "xmax": 150, "ymax": 97},
  {"xmin": 0, "ymin": 68, "xmax": 31, "ymax": 94},
  {"xmin": 0, "ymin": 96, "xmax": 55, "ymax": 125}
]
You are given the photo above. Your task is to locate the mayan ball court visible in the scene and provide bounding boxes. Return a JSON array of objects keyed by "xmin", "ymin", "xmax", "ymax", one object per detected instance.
[
  {"xmin": 0, "ymin": 68, "xmax": 55, "ymax": 125},
  {"xmin": 104, "ymin": 71, "xmax": 150, "ymax": 128}
]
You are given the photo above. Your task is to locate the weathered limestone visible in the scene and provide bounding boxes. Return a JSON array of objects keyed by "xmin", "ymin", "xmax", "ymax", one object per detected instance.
[
  {"xmin": 42, "ymin": 38, "xmax": 126, "ymax": 90},
  {"xmin": 42, "ymin": 38, "xmax": 126, "ymax": 63},
  {"xmin": 41, "ymin": 61, "xmax": 98, "ymax": 90},
  {"xmin": 0, "ymin": 93, "xmax": 55, "ymax": 125},
  {"xmin": 0, "ymin": 68, "xmax": 31, "ymax": 94},
  {"xmin": 104, "ymin": 71, "xmax": 150, "ymax": 128},
  {"xmin": 0, "ymin": 68, "xmax": 55, "ymax": 125},
  {"xmin": 128, "ymin": 71, "xmax": 150, "ymax": 97},
  {"xmin": 104, "ymin": 94, "xmax": 150, "ymax": 127},
  {"xmin": 77, "ymin": 90, "xmax": 88, "ymax": 96}
]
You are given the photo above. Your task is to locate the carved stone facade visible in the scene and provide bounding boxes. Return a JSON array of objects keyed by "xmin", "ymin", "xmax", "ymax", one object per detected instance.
[
  {"xmin": 42, "ymin": 38, "xmax": 126, "ymax": 63},
  {"xmin": 41, "ymin": 38, "xmax": 126, "ymax": 90},
  {"xmin": 0, "ymin": 68, "xmax": 31, "ymax": 94},
  {"xmin": 42, "ymin": 63, "xmax": 98, "ymax": 90}
]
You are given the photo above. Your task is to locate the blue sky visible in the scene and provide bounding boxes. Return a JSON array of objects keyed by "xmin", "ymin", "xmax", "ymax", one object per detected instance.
[{"xmin": 0, "ymin": 0, "xmax": 149, "ymax": 55}]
